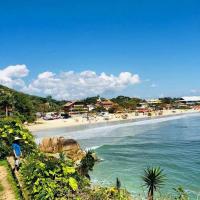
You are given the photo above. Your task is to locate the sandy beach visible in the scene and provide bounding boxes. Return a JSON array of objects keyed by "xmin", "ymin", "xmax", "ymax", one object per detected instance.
[{"xmin": 27, "ymin": 109, "xmax": 199, "ymax": 132}]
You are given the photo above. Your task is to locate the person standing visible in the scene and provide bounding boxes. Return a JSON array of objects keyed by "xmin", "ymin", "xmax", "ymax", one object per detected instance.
[{"xmin": 12, "ymin": 137, "xmax": 22, "ymax": 171}]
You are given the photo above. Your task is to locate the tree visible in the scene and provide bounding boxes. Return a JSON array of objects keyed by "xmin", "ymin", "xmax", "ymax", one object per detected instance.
[
  {"xmin": 0, "ymin": 90, "xmax": 13, "ymax": 116},
  {"xmin": 94, "ymin": 106, "xmax": 106, "ymax": 113},
  {"xmin": 111, "ymin": 96, "xmax": 143, "ymax": 110},
  {"xmin": 83, "ymin": 96, "xmax": 100, "ymax": 105},
  {"xmin": 13, "ymin": 93, "xmax": 36, "ymax": 122},
  {"xmin": 142, "ymin": 166, "xmax": 165, "ymax": 200}
]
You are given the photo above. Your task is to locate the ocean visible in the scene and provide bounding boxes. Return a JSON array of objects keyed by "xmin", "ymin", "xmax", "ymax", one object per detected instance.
[{"xmin": 33, "ymin": 113, "xmax": 200, "ymax": 199}]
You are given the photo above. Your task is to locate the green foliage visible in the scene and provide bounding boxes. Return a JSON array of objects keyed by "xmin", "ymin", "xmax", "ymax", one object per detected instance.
[
  {"xmin": 83, "ymin": 96, "xmax": 100, "ymax": 105},
  {"xmin": 78, "ymin": 150, "xmax": 96, "ymax": 179},
  {"xmin": 142, "ymin": 166, "xmax": 166, "ymax": 200},
  {"xmin": 13, "ymin": 93, "xmax": 36, "ymax": 122},
  {"xmin": 20, "ymin": 153, "xmax": 88, "ymax": 200},
  {"xmin": 0, "ymin": 89, "xmax": 13, "ymax": 117},
  {"xmin": 111, "ymin": 96, "xmax": 143, "ymax": 110},
  {"xmin": 116, "ymin": 177, "xmax": 121, "ymax": 191},
  {"xmin": 0, "ymin": 118, "xmax": 37, "ymax": 159},
  {"xmin": 0, "ymin": 182, "xmax": 4, "ymax": 192},
  {"xmin": 173, "ymin": 186, "xmax": 189, "ymax": 200},
  {"xmin": 81, "ymin": 186, "xmax": 132, "ymax": 200},
  {"xmin": 0, "ymin": 139, "xmax": 11, "ymax": 159},
  {"xmin": 94, "ymin": 106, "xmax": 106, "ymax": 113},
  {"xmin": 0, "ymin": 84, "xmax": 65, "ymax": 122}
]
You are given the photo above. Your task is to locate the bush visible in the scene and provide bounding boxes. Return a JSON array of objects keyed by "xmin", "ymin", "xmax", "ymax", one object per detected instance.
[
  {"xmin": 78, "ymin": 186, "xmax": 132, "ymax": 200},
  {"xmin": 20, "ymin": 153, "xmax": 89, "ymax": 200},
  {"xmin": 0, "ymin": 140, "xmax": 11, "ymax": 159},
  {"xmin": 0, "ymin": 118, "xmax": 37, "ymax": 158}
]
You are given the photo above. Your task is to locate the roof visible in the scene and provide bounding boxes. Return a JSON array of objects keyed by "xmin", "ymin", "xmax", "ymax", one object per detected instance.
[
  {"xmin": 64, "ymin": 101, "xmax": 75, "ymax": 107},
  {"xmin": 101, "ymin": 100, "xmax": 114, "ymax": 105},
  {"xmin": 181, "ymin": 96, "xmax": 200, "ymax": 102}
]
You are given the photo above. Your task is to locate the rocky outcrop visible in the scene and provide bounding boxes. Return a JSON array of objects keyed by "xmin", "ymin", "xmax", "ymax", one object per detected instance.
[{"xmin": 39, "ymin": 137, "xmax": 86, "ymax": 161}]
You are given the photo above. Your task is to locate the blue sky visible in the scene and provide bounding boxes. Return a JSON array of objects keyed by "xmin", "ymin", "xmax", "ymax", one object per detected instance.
[{"xmin": 0, "ymin": 0, "xmax": 200, "ymax": 99}]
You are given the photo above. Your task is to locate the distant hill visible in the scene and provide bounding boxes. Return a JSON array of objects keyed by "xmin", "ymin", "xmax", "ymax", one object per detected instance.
[{"xmin": 0, "ymin": 84, "xmax": 65, "ymax": 122}]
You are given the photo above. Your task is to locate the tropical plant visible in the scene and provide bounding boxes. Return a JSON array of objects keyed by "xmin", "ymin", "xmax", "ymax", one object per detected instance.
[
  {"xmin": 78, "ymin": 150, "xmax": 96, "ymax": 179},
  {"xmin": 173, "ymin": 186, "xmax": 189, "ymax": 200},
  {"xmin": 142, "ymin": 166, "xmax": 166, "ymax": 200},
  {"xmin": 0, "ymin": 118, "xmax": 37, "ymax": 158},
  {"xmin": 20, "ymin": 153, "xmax": 88, "ymax": 199},
  {"xmin": 83, "ymin": 186, "xmax": 132, "ymax": 200}
]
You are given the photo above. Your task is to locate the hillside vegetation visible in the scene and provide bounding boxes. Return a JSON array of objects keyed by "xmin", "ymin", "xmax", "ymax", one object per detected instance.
[{"xmin": 0, "ymin": 85, "xmax": 65, "ymax": 122}]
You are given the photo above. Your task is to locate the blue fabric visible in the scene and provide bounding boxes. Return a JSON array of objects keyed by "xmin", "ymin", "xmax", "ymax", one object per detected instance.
[{"xmin": 12, "ymin": 143, "xmax": 21, "ymax": 157}]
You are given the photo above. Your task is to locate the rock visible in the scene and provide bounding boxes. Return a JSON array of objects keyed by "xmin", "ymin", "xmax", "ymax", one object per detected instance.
[{"xmin": 39, "ymin": 137, "xmax": 86, "ymax": 161}]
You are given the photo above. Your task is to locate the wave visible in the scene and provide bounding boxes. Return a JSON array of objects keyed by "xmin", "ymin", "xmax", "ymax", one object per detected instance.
[
  {"xmin": 85, "ymin": 145, "xmax": 102, "ymax": 151},
  {"xmin": 61, "ymin": 113, "xmax": 198, "ymax": 137},
  {"xmin": 35, "ymin": 112, "xmax": 200, "ymax": 141}
]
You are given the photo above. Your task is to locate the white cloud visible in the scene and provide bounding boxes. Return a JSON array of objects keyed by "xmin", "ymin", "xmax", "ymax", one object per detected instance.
[
  {"xmin": 0, "ymin": 64, "xmax": 29, "ymax": 88},
  {"xmin": 38, "ymin": 71, "xmax": 55, "ymax": 79},
  {"xmin": 24, "ymin": 70, "xmax": 140, "ymax": 99},
  {"xmin": 0, "ymin": 64, "xmax": 141, "ymax": 99}
]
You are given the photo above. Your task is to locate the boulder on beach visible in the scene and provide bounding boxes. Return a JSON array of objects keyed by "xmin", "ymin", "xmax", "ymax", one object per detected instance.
[{"xmin": 39, "ymin": 137, "xmax": 86, "ymax": 161}]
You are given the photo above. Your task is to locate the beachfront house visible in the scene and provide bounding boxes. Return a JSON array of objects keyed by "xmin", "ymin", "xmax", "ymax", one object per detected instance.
[
  {"xmin": 96, "ymin": 98, "xmax": 115, "ymax": 110},
  {"xmin": 180, "ymin": 96, "xmax": 200, "ymax": 105},
  {"xmin": 175, "ymin": 96, "xmax": 200, "ymax": 109},
  {"xmin": 146, "ymin": 99, "xmax": 162, "ymax": 110},
  {"xmin": 63, "ymin": 101, "xmax": 88, "ymax": 115}
]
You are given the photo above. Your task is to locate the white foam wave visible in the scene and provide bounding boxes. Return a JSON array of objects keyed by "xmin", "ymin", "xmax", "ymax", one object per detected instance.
[
  {"xmin": 85, "ymin": 146, "xmax": 101, "ymax": 151},
  {"xmin": 35, "ymin": 113, "xmax": 200, "ymax": 141}
]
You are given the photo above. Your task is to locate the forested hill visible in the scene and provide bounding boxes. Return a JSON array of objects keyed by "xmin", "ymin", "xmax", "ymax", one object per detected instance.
[{"xmin": 0, "ymin": 84, "xmax": 65, "ymax": 122}]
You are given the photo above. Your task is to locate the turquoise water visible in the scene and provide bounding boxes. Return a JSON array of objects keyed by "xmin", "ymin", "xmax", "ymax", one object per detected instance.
[{"xmin": 34, "ymin": 113, "xmax": 200, "ymax": 198}]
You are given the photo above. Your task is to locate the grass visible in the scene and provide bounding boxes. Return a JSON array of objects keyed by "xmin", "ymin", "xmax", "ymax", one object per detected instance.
[{"xmin": 0, "ymin": 159, "xmax": 22, "ymax": 200}]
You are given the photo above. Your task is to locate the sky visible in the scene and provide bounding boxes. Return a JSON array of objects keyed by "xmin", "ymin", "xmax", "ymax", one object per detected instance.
[{"xmin": 0, "ymin": 0, "xmax": 200, "ymax": 100}]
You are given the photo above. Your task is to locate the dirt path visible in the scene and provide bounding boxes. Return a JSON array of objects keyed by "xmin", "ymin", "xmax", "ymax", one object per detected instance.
[{"xmin": 0, "ymin": 166, "xmax": 16, "ymax": 200}]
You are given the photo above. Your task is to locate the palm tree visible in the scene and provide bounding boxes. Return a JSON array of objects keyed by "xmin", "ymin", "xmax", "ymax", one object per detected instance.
[{"xmin": 142, "ymin": 166, "xmax": 165, "ymax": 200}]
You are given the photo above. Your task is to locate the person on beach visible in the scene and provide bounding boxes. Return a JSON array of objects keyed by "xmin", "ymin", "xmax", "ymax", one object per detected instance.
[{"xmin": 12, "ymin": 137, "xmax": 22, "ymax": 171}]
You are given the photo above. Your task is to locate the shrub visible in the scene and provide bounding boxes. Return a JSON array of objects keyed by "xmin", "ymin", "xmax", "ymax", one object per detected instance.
[
  {"xmin": 79, "ymin": 186, "xmax": 132, "ymax": 200},
  {"xmin": 0, "ymin": 139, "xmax": 11, "ymax": 159},
  {"xmin": 20, "ymin": 153, "xmax": 89, "ymax": 200},
  {"xmin": 0, "ymin": 118, "xmax": 37, "ymax": 158}
]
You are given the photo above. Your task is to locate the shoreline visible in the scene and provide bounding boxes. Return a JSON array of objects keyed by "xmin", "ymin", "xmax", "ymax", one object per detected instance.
[{"xmin": 28, "ymin": 109, "xmax": 199, "ymax": 133}]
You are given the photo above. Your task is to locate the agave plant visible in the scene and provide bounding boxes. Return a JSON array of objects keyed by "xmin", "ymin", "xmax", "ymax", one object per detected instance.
[{"xmin": 142, "ymin": 166, "xmax": 166, "ymax": 200}]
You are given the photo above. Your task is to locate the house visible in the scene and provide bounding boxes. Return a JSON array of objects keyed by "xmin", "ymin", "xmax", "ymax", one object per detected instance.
[
  {"xmin": 146, "ymin": 99, "xmax": 162, "ymax": 110},
  {"xmin": 180, "ymin": 96, "xmax": 200, "ymax": 105},
  {"xmin": 147, "ymin": 99, "xmax": 162, "ymax": 104},
  {"xmin": 138, "ymin": 102, "xmax": 149, "ymax": 109},
  {"xmin": 63, "ymin": 101, "xmax": 88, "ymax": 115},
  {"xmin": 96, "ymin": 98, "xmax": 115, "ymax": 110}
]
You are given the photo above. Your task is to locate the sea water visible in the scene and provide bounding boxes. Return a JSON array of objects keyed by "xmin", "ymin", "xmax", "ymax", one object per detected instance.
[{"xmin": 34, "ymin": 113, "xmax": 200, "ymax": 198}]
